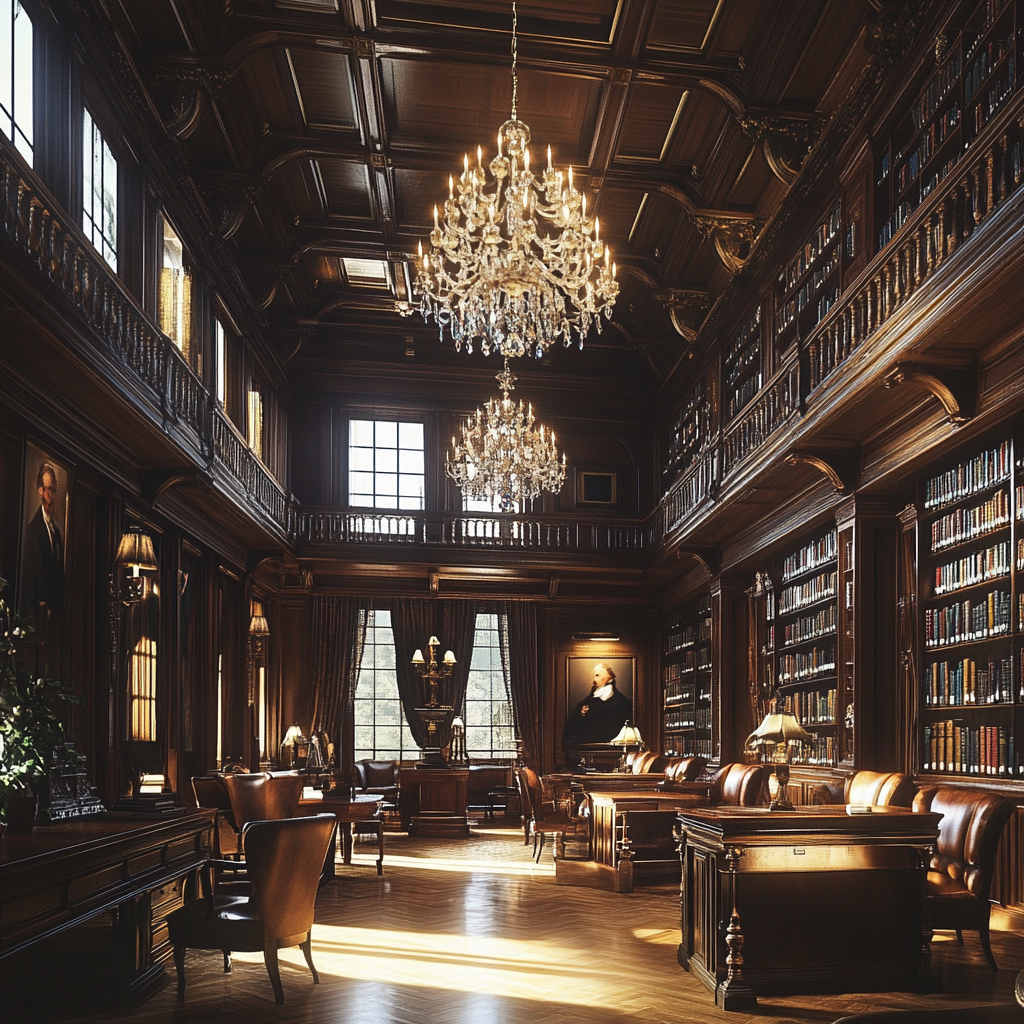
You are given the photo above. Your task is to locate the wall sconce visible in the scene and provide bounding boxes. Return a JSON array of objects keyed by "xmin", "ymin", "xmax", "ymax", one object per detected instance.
[
  {"xmin": 115, "ymin": 528, "xmax": 158, "ymax": 605},
  {"xmin": 248, "ymin": 599, "xmax": 270, "ymax": 653}
]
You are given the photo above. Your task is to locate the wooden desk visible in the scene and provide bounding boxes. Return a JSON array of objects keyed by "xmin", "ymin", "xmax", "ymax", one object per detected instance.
[
  {"xmin": 675, "ymin": 806, "xmax": 942, "ymax": 1011},
  {"xmin": 0, "ymin": 811, "xmax": 213, "ymax": 1005},
  {"xmin": 399, "ymin": 767, "xmax": 470, "ymax": 837},
  {"xmin": 301, "ymin": 793, "xmax": 384, "ymax": 876},
  {"xmin": 555, "ymin": 784, "xmax": 709, "ymax": 892}
]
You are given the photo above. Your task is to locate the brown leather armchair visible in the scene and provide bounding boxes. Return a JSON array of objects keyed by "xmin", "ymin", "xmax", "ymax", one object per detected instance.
[
  {"xmin": 517, "ymin": 765, "xmax": 586, "ymax": 862},
  {"xmin": 168, "ymin": 813, "xmax": 337, "ymax": 1004},
  {"xmin": 709, "ymin": 763, "xmax": 770, "ymax": 806},
  {"xmin": 354, "ymin": 759, "xmax": 400, "ymax": 804},
  {"xmin": 663, "ymin": 756, "xmax": 708, "ymax": 783},
  {"xmin": 221, "ymin": 771, "xmax": 303, "ymax": 829},
  {"xmin": 913, "ymin": 785, "xmax": 1013, "ymax": 971},
  {"xmin": 812, "ymin": 770, "xmax": 916, "ymax": 808},
  {"xmin": 192, "ymin": 776, "xmax": 237, "ymax": 857}
]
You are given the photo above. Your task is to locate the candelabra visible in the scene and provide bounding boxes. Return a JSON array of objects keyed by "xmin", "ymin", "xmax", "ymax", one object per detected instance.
[{"xmin": 411, "ymin": 636, "xmax": 457, "ymax": 767}]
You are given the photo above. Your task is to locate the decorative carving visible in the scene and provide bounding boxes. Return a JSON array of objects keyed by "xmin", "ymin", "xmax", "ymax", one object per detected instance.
[
  {"xmin": 241, "ymin": 259, "xmax": 296, "ymax": 310},
  {"xmin": 199, "ymin": 177, "xmax": 266, "ymax": 241},
  {"xmin": 737, "ymin": 112, "xmax": 822, "ymax": 185},
  {"xmin": 300, "ymin": 567, "xmax": 314, "ymax": 592},
  {"xmin": 654, "ymin": 289, "xmax": 712, "ymax": 343},
  {"xmin": 149, "ymin": 61, "xmax": 233, "ymax": 139},
  {"xmin": 784, "ymin": 451, "xmax": 852, "ymax": 494},
  {"xmin": 883, "ymin": 363, "xmax": 974, "ymax": 425},
  {"xmin": 693, "ymin": 215, "xmax": 765, "ymax": 274},
  {"xmin": 716, "ymin": 845, "xmax": 757, "ymax": 1010},
  {"xmin": 675, "ymin": 547, "xmax": 719, "ymax": 577}
]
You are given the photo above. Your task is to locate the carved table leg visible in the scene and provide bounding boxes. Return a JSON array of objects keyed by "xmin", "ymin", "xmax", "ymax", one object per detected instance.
[{"xmin": 715, "ymin": 845, "xmax": 757, "ymax": 1011}]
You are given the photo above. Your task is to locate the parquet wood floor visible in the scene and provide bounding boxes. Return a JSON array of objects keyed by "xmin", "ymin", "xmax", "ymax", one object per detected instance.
[{"xmin": 23, "ymin": 825, "xmax": 1024, "ymax": 1024}]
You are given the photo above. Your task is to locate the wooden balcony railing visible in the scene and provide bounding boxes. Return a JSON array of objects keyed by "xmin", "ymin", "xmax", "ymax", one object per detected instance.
[{"xmin": 0, "ymin": 144, "xmax": 288, "ymax": 536}]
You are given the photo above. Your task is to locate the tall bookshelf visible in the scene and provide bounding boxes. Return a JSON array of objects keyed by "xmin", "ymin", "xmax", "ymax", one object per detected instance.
[
  {"xmin": 723, "ymin": 306, "xmax": 762, "ymax": 421},
  {"xmin": 666, "ymin": 371, "xmax": 709, "ymax": 481},
  {"xmin": 774, "ymin": 526, "xmax": 841, "ymax": 767},
  {"xmin": 662, "ymin": 593, "xmax": 713, "ymax": 758},
  {"xmin": 918, "ymin": 435, "xmax": 1022, "ymax": 780},
  {"xmin": 874, "ymin": 0, "xmax": 1021, "ymax": 255}
]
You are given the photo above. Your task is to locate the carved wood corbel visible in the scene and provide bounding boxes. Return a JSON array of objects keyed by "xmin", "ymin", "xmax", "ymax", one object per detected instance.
[
  {"xmin": 783, "ymin": 451, "xmax": 853, "ymax": 494},
  {"xmin": 653, "ymin": 289, "xmax": 712, "ymax": 343},
  {"xmin": 150, "ymin": 62, "xmax": 233, "ymax": 139},
  {"xmin": 883, "ymin": 363, "xmax": 974, "ymax": 425},
  {"xmin": 200, "ymin": 177, "xmax": 266, "ymax": 241},
  {"xmin": 675, "ymin": 547, "xmax": 720, "ymax": 577},
  {"xmin": 692, "ymin": 214, "xmax": 765, "ymax": 274},
  {"xmin": 737, "ymin": 112, "xmax": 822, "ymax": 186}
]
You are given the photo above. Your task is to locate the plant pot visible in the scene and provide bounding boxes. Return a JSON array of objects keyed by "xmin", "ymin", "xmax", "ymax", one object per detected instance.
[{"xmin": 4, "ymin": 791, "xmax": 38, "ymax": 833}]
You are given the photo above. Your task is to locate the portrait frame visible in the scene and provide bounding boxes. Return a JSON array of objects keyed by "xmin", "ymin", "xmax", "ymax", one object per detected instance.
[
  {"xmin": 565, "ymin": 656, "xmax": 635, "ymax": 733},
  {"xmin": 18, "ymin": 441, "xmax": 72, "ymax": 639}
]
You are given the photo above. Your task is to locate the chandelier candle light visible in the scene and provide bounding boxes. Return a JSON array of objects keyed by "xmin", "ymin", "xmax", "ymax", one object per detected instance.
[
  {"xmin": 414, "ymin": 0, "xmax": 618, "ymax": 359},
  {"xmin": 447, "ymin": 358, "xmax": 566, "ymax": 512}
]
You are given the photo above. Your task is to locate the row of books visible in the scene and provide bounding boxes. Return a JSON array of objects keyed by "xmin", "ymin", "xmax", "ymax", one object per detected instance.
[
  {"xmin": 910, "ymin": 52, "xmax": 962, "ymax": 130},
  {"xmin": 924, "ymin": 440, "xmax": 1010, "ymax": 509},
  {"xmin": 664, "ymin": 652, "xmax": 695, "ymax": 679},
  {"xmin": 663, "ymin": 679, "xmax": 694, "ymax": 706},
  {"xmin": 665, "ymin": 624, "xmax": 695, "ymax": 652},
  {"xmin": 698, "ymin": 616, "xmax": 712, "ymax": 641},
  {"xmin": 778, "ymin": 644, "xmax": 837, "ymax": 684},
  {"xmin": 694, "ymin": 708, "xmax": 712, "ymax": 731},
  {"xmin": 789, "ymin": 735, "xmax": 835, "ymax": 767},
  {"xmin": 663, "ymin": 710, "xmax": 696, "ymax": 730},
  {"xmin": 696, "ymin": 652, "xmax": 712, "ymax": 671},
  {"xmin": 923, "ymin": 655, "xmax": 1015, "ymax": 706},
  {"xmin": 919, "ymin": 156, "xmax": 958, "ymax": 202},
  {"xmin": 780, "ymin": 205, "xmax": 841, "ymax": 290},
  {"xmin": 930, "ymin": 487, "xmax": 1009, "ymax": 552},
  {"xmin": 964, "ymin": 38, "xmax": 1010, "ymax": 105},
  {"xmin": 815, "ymin": 286, "xmax": 840, "ymax": 326},
  {"xmin": 782, "ymin": 530, "xmax": 837, "ymax": 582},
  {"xmin": 924, "ymin": 588, "xmax": 1012, "ymax": 647},
  {"xmin": 727, "ymin": 374, "xmax": 762, "ymax": 419},
  {"xmin": 972, "ymin": 58, "xmax": 1015, "ymax": 134},
  {"xmin": 780, "ymin": 687, "xmax": 836, "ymax": 725},
  {"xmin": 897, "ymin": 104, "xmax": 961, "ymax": 193},
  {"xmin": 782, "ymin": 604, "xmax": 837, "ymax": 647},
  {"xmin": 665, "ymin": 738, "xmax": 715, "ymax": 759},
  {"xmin": 923, "ymin": 721, "xmax": 1017, "ymax": 776},
  {"xmin": 878, "ymin": 198, "xmax": 914, "ymax": 251},
  {"xmin": 932, "ymin": 539, "xmax": 1010, "ymax": 595},
  {"xmin": 724, "ymin": 306, "xmax": 761, "ymax": 369},
  {"xmin": 724, "ymin": 336, "xmax": 760, "ymax": 385}
]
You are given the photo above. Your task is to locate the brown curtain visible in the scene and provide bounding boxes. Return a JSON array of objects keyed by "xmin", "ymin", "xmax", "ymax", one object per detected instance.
[
  {"xmin": 309, "ymin": 597, "xmax": 367, "ymax": 777},
  {"xmin": 391, "ymin": 599, "xmax": 476, "ymax": 749},
  {"xmin": 500, "ymin": 601, "xmax": 540, "ymax": 767}
]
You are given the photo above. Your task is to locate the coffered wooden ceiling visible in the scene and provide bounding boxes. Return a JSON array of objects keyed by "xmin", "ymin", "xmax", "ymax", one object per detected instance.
[{"xmin": 112, "ymin": 0, "xmax": 873, "ymax": 386}]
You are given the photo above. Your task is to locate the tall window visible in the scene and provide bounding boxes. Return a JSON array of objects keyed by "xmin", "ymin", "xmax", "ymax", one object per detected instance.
[
  {"xmin": 129, "ymin": 635, "xmax": 157, "ymax": 742},
  {"xmin": 349, "ymin": 420, "xmax": 424, "ymax": 510},
  {"xmin": 215, "ymin": 320, "xmax": 228, "ymax": 406},
  {"xmin": 247, "ymin": 384, "xmax": 263, "ymax": 458},
  {"xmin": 159, "ymin": 215, "xmax": 191, "ymax": 357},
  {"xmin": 0, "ymin": 0, "xmax": 33, "ymax": 165},
  {"xmin": 465, "ymin": 613, "xmax": 516, "ymax": 758},
  {"xmin": 82, "ymin": 108, "xmax": 118, "ymax": 271},
  {"xmin": 353, "ymin": 609, "xmax": 417, "ymax": 761}
]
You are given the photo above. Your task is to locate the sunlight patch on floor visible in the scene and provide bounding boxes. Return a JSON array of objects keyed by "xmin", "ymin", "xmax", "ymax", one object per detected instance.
[
  {"xmin": 228, "ymin": 924, "xmax": 643, "ymax": 1008},
  {"xmin": 362, "ymin": 853, "xmax": 554, "ymax": 877},
  {"xmin": 632, "ymin": 926, "xmax": 680, "ymax": 946}
]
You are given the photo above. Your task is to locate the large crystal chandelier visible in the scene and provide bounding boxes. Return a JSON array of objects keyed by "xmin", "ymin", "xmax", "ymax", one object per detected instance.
[
  {"xmin": 446, "ymin": 360, "xmax": 565, "ymax": 512},
  {"xmin": 414, "ymin": 1, "xmax": 618, "ymax": 359}
]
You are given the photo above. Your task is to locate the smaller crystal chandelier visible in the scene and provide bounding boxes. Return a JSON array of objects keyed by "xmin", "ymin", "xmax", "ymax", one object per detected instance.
[
  {"xmin": 447, "ymin": 359, "xmax": 565, "ymax": 512},
  {"xmin": 414, "ymin": 0, "xmax": 618, "ymax": 359}
]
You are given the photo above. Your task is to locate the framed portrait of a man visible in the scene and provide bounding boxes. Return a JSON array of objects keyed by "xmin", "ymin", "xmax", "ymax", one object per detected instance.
[
  {"xmin": 19, "ymin": 442, "xmax": 71, "ymax": 638},
  {"xmin": 563, "ymin": 656, "xmax": 635, "ymax": 745}
]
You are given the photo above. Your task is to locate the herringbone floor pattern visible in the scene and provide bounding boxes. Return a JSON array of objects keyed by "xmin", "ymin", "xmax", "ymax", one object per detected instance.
[{"xmin": 27, "ymin": 824, "xmax": 1024, "ymax": 1024}]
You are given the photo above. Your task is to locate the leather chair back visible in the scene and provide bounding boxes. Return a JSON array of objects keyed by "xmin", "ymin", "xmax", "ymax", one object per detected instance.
[
  {"xmin": 242, "ymin": 814, "xmax": 337, "ymax": 944},
  {"xmin": 913, "ymin": 786, "xmax": 1013, "ymax": 900},
  {"xmin": 191, "ymin": 775, "xmax": 231, "ymax": 812},
  {"xmin": 846, "ymin": 770, "xmax": 915, "ymax": 807},
  {"xmin": 629, "ymin": 751, "xmax": 661, "ymax": 774},
  {"xmin": 361, "ymin": 760, "xmax": 399, "ymax": 787},
  {"xmin": 519, "ymin": 765, "xmax": 544, "ymax": 816},
  {"xmin": 222, "ymin": 772, "xmax": 303, "ymax": 829},
  {"xmin": 710, "ymin": 763, "xmax": 770, "ymax": 806},
  {"xmin": 664, "ymin": 756, "xmax": 707, "ymax": 783}
]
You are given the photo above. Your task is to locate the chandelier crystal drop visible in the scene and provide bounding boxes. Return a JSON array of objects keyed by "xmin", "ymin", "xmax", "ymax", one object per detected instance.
[
  {"xmin": 446, "ymin": 359, "xmax": 566, "ymax": 512},
  {"xmin": 414, "ymin": 1, "xmax": 618, "ymax": 359}
]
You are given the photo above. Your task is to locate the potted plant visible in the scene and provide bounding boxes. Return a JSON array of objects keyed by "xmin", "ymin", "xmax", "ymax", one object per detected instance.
[{"xmin": 0, "ymin": 576, "xmax": 78, "ymax": 831}]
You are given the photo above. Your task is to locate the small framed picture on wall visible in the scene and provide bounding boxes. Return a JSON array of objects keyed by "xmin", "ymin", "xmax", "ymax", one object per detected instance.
[{"xmin": 19, "ymin": 441, "xmax": 71, "ymax": 641}]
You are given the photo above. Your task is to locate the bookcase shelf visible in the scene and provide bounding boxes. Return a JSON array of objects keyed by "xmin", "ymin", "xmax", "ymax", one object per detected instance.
[
  {"xmin": 874, "ymin": 0, "xmax": 1021, "ymax": 256},
  {"xmin": 666, "ymin": 371, "xmax": 709, "ymax": 481},
  {"xmin": 662, "ymin": 592, "xmax": 713, "ymax": 758},
  {"xmin": 918, "ymin": 433, "xmax": 1023, "ymax": 780},
  {"xmin": 724, "ymin": 306, "xmax": 762, "ymax": 421}
]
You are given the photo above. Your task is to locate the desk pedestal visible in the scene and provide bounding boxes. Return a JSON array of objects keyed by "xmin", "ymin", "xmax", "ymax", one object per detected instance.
[
  {"xmin": 676, "ymin": 807, "xmax": 941, "ymax": 1011},
  {"xmin": 400, "ymin": 767, "xmax": 469, "ymax": 836}
]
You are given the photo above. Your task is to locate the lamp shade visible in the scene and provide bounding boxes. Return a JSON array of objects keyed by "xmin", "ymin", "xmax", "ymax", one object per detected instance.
[
  {"xmin": 282, "ymin": 723, "xmax": 304, "ymax": 746},
  {"xmin": 745, "ymin": 708, "xmax": 813, "ymax": 748},
  {"xmin": 248, "ymin": 599, "xmax": 270, "ymax": 636},
  {"xmin": 443, "ymin": 650, "xmax": 456, "ymax": 665},
  {"xmin": 611, "ymin": 722, "xmax": 644, "ymax": 747},
  {"xmin": 115, "ymin": 529, "xmax": 157, "ymax": 572}
]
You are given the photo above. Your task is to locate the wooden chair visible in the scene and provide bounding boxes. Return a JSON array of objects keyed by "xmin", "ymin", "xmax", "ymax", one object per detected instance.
[
  {"xmin": 709, "ymin": 763, "xmax": 770, "ymax": 806},
  {"xmin": 168, "ymin": 813, "xmax": 337, "ymax": 1004},
  {"xmin": 913, "ymin": 785, "xmax": 1013, "ymax": 971},
  {"xmin": 517, "ymin": 765, "xmax": 585, "ymax": 862},
  {"xmin": 191, "ymin": 776, "xmax": 238, "ymax": 857},
  {"xmin": 221, "ymin": 771, "xmax": 303, "ymax": 829}
]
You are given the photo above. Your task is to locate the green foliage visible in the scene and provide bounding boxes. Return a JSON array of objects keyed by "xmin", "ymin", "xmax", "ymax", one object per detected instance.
[{"xmin": 0, "ymin": 576, "xmax": 79, "ymax": 808}]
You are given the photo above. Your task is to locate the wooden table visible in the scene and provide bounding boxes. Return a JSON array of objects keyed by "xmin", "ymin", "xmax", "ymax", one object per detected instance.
[
  {"xmin": 675, "ymin": 805, "xmax": 942, "ymax": 1011},
  {"xmin": 0, "ymin": 811, "xmax": 213, "ymax": 1005},
  {"xmin": 399, "ymin": 767, "xmax": 470, "ymax": 837},
  {"xmin": 555, "ymin": 784, "xmax": 709, "ymax": 891},
  {"xmin": 301, "ymin": 793, "xmax": 384, "ymax": 877}
]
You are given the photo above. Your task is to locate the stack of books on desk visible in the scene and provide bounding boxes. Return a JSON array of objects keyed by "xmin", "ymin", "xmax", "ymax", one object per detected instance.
[{"xmin": 110, "ymin": 793, "xmax": 186, "ymax": 818}]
